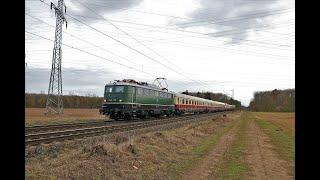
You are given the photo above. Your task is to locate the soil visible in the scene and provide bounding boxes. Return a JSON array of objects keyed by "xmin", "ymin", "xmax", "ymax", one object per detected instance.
[
  {"xmin": 244, "ymin": 119, "xmax": 293, "ymax": 180},
  {"xmin": 180, "ymin": 119, "xmax": 239, "ymax": 180},
  {"xmin": 179, "ymin": 113, "xmax": 294, "ymax": 180}
]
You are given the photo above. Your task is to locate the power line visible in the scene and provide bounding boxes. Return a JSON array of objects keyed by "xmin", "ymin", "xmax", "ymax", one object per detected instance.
[
  {"xmin": 36, "ymin": 0, "xmax": 294, "ymax": 49},
  {"xmin": 175, "ymin": 7, "xmax": 294, "ymax": 27},
  {"xmin": 68, "ymin": 8, "xmax": 293, "ymax": 48},
  {"xmin": 28, "ymin": 13, "xmax": 294, "ymax": 51},
  {"xmin": 74, "ymin": 0, "xmax": 212, "ymax": 88},
  {"xmin": 76, "ymin": 1, "xmax": 293, "ymax": 25},
  {"xmin": 67, "ymin": 13, "xmax": 294, "ymax": 51},
  {"xmin": 140, "ymin": 38, "xmax": 294, "ymax": 61},
  {"xmin": 64, "ymin": 1, "xmax": 294, "ymax": 72},
  {"xmin": 62, "ymin": 8, "xmax": 293, "ymax": 48},
  {"xmin": 26, "ymin": 31, "xmax": 156, "ymax": 76},
  {"xmin": 63, "ymin": 13, "xmax": 216, "ymax": 90},
  {"xmin": 78, "ymin": 1, "xmax": 190, "ymax": 20},
  {"xmin": 26, "ymin": 30, "xmax": 206, "ymax": 91},
  {"xmin": 26, "ymin": 19, "xmax": 294, "ymax": 64},
  {"xmin": 26, "ymin": 4, "xmax": 225, "ymax": 90},
  {"xmin": 26, "ymin": 13, "xmax": 143, "ymax": 68},
  {"xmin": 28, "ymin": 0, "xmax": 294, "ymax": 90}
]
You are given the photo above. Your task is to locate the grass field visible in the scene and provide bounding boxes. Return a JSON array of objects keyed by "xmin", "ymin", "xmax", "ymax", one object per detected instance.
[
  {"xmin": 254, "ymin": 112, "xmax": 295, "ymax": 137},
  {"xmin": 25, "ymin": 111, "xmax": 295, "ymax": 179},
  {"xmin": 25, "ymin": 108, "xmax": 106, "ymax": 125},
  {"xmin": 253, "ymin": 112, "xmax": 295, "ymax": 164}
]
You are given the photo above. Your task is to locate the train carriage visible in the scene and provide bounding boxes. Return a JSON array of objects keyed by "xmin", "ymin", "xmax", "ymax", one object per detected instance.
[
  {"xmin": 173, "ymin": 93, "xmax": 227, "ymax": 114},
  {"xmin": 101, "ymin": 79, "xmax": 236, "ymax": 120}
]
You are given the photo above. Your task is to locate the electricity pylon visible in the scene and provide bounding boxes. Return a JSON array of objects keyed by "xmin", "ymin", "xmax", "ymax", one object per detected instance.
[{"xmin": 45, "ymin": 0, "xmax": 67, "ymax": 115}]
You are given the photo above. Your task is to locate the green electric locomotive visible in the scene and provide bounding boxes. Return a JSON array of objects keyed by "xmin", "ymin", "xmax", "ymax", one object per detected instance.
[{"xmin": 101, "ymin": 79, "xmax": 175, "ymax": 120}]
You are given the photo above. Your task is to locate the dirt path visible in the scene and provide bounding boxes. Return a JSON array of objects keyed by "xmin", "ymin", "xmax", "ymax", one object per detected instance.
[
  {"xmin": 180, "ymin": 119, "xmax": 240, "ymax": 180},
  {"xmin": 245, "ymin": 119, "xmax": 293, "ymax": 180}
]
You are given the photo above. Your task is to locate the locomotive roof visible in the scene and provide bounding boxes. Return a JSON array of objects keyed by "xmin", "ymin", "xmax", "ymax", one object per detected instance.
[{"xmin": 106, "ymin": 81, "xmax": 175, "ymax": 93}]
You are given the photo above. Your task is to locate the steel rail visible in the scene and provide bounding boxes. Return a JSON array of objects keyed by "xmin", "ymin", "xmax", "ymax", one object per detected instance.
[
  {"xmin": 25, "ymin": 113, "xmax": 202, "ymax": 134},
  {"xmin": 25, "ymin": 112, "xmax": 229, "ymax": 146}
]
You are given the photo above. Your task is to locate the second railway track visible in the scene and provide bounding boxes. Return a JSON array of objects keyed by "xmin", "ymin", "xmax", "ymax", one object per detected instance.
[{"xmin": 25, "ymin": 112, "xmax": 229, "ymax": 146}]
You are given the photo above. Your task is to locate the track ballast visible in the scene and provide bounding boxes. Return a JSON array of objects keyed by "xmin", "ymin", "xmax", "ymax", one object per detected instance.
[{"xmin": 25, "ymin": 112, "xmax": 230, "ymax": 146}]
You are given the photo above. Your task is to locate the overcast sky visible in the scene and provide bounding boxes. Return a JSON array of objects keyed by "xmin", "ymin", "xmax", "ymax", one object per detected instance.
[{"xmin": 25, "ymin": 0, "xmax": 295, "ymax": 106}]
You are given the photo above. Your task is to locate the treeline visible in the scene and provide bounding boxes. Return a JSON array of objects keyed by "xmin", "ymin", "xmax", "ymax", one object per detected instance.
[
  {"xmin": 181, "ymin": 91, "xmax": 242, "ymax": 108},
  {"xmin": 249, "ymin": 89, "xmax": 295, "ymax": 112},
  {"xmin": 25, "ymin": 93, "xmax": 103, "ymax": 108},
  {"xmin": 26, "ymin": 91, "xmax": 243, "ymax": 109}
]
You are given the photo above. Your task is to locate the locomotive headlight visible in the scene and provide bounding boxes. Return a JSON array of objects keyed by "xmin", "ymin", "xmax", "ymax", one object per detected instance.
[
  {"xmin": 104, "ymin": 99, "xmax": 106, "ymax": 102},
  {"xmin": 119, "ymin": 99, "xmax": 122, "ymax": 102}
]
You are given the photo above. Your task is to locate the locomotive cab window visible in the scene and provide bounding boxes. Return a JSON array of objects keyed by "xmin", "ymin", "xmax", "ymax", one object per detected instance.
[
  {"xmin": 105, "ymin": 86, "xmax": 113, "ymax": 93},
  {"xmin": 115, "ymin": 86, "xmax": 125, "ymax": 93}
]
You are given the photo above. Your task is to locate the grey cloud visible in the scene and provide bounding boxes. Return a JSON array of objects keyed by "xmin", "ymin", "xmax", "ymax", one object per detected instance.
[
  {"xmin": 67, "ymin": 0, "xmax": 142, "ymax": 24},
  {"xmin": 26, "ymin": 67, "xmax": 118, "ymax": 96},
  {"xmin": 174, "ymin": 0, "xmax": 282, "ymax": 44},
  {"xmin": 26, "ymin": 67, "xmax": 220, "ymax": 96}
]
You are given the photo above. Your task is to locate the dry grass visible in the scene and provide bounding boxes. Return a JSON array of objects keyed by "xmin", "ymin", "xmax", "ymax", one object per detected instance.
[
  {"xmin": 25, "ymin": 108, "xmax": 106, "ymax": 125},
  {"xmin": 253, "ymin": 112, "xmax": 295, "ymax": 163},
  {"xmin": 253, "ymin": 112, "xmax": 295, "ymax": 137},
  {"xmin": 25, "ymin": 112, "xmax": 239, "ymax": 179}
]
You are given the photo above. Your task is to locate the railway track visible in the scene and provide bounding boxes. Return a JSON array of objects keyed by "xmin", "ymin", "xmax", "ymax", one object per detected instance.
[
  {"xmin": 25, "ymin": 112, "xmax": 229, "ymax": 146},
  {"xmin": 25, "ymin": 121, "xmax": 106, "ymax": 134},
  {"xmin": 26, "ymin": 114, "xmax": 198, "ymax": 134}
]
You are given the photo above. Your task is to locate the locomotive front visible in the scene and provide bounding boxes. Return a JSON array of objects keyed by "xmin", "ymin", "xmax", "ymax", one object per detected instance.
[{"xmin": 101, "ymin": 83, "xmax": 134, "ymax": 120}]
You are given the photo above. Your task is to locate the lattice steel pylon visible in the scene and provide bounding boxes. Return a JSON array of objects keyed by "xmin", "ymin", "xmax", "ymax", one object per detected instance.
[{"xmin": 45, "ymin": 0, "xmax": 67, "ymax": 115}]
